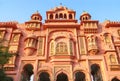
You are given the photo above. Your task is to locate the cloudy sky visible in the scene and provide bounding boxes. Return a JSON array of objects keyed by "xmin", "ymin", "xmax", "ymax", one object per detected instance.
[{"xmin": 0, "ymin": 0, "xmax": 120, "ymax": 23}]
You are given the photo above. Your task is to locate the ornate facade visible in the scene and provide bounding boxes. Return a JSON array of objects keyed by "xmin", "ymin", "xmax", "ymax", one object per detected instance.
[{"xmin": 0, "ymin": 6, "xmax": 120, "ymax": 81}]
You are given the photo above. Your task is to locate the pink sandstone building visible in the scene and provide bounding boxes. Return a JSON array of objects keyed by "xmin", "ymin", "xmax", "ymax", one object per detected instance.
[{"xmin": 0, "ymin": 6, "xmax": 120, "ymax": 81}]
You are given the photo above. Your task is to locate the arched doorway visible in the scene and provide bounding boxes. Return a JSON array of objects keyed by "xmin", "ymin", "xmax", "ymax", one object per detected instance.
[
  {"xmin": 21, "ymin": 64, "xmax": 34, "ymax": 81},
  {"xmin": 111, "ymin": 77, "xmax": 120, "ymax": 81},
  {"xmin": 91, "ymin": 64, "xmax": 103, "ymax": 81},
  {"xmin": 75, "ymin": 71, "xmax": 86, "ymax": 81},
  {"xmin": 38, "ymin": 72, "xmax": 50, "ymax": 81},
  {"xmin": 56, "ymin": 72, "xmax": 68, "ymax": 81}
]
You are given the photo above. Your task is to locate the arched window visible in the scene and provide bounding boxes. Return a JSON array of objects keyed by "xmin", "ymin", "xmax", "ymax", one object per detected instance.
[
  {"xmin": 50, "ymin": 14, "xmax": 53, "ymax": 19},
  {"xmin": 38, "ymin": 72, "xmax": 50, "ymax": 81},
  {"xmin": 110, "ymin": 55, "xmax": 117, "ymax": 64},
  {"xmin": 69, "ymin": 14, "xmax": 72, "ymax": 19},
  {"xmin": 55, "ymin": 14, "xmax": 58, "ymax": 19},
  {"xmin": 64, "ymin": 14, "xmax": 67, "ymax": 19},
  {"xmin": 91, "ymin": 64, "xmax": 103, "ymax": 81},
  {"xmin": 75, "ymin": 71, "xmax": 86, "ymax": 81},
  {"xmin": 59, "ymin": 13, "xmax": 63, "ymax": 19},
  {"xmin": 82, "ymin": 17, "xmax": 85, "ymax": 21},
  {"xmin": 86, "ymin": 17, "xmax": 88, "ymax": 20},
  {"xmin": 34, "ymin": 16, "xmax": 37, "ymax": 20},
  {"xmin": 56, "ymin": 73, "xmax": 68, "ymax": 81},
  {"xmin": 56, "ymin": 42, "xmax": 68, "ymax": 54},
  {"xmin": 21, "ymin": 64, "xmax": 34, "ymax": 81}
]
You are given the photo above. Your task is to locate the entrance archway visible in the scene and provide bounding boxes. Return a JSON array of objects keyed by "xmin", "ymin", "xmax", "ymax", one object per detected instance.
[
  {"xmin": 111, "ymin": 77, "xmax": 120, "ymax": 81},
  {"xmin": 38, "ymin": 72, "xmax": 50, "ymax": 81},
  {"xmin": 21, "ymin": 64, "xmax": 34, "ymax": 81},
  {"xmin": 56, "ymin": 72, "xmax": 68, "ymax": 81},
  {"xmin": 91, "ymin": 64, "xmax": 103, "ymax": 81},
  {"xmin": 75, "ymin": 71, "xmax": 86, "ymax": 81}
]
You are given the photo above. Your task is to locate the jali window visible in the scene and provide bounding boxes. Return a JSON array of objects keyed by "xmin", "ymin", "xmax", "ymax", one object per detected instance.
[{"xmin": 56, "ymin": 42, "xmax": 68, "ymax": 54}]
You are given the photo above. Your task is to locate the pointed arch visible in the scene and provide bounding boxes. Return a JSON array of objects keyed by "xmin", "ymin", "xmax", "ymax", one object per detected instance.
[
  {"xmin": 69, "ymin": 14, "xmax": 72, "ymax": 19},
  {"xmin": 21, "ymin": 64, "xmax": 34, "ymax": 81},
  {"xmin": 59, "ymin": 13, "xmax": 63, "ymax": 19},
  {"xmin": 56, "ymin": 72, "xmax": 68, "ymax": 81},
  {"xmin": 64, "ymin": 14, "xmax": 67, "ymax": 19},
  {"xmin": 55, "ymin": 14, "xmax": 58, "ymax": 19},
  {"xmin": 111, "ymin": 77, "xmax": 120, "ymax": 81},
  {"xmin": 91, "ymin": 64, "xmax": 103, "ymax": 81},
  {"xmin": 38, "ymin": 72, "xmax": 50, "ymax": 81},
  {"xmin": 50, "ymin": 14, "xmax": 53, "ymax": 19},
  {"xmin": 74, "ymin": 71, "xmax": 86, "ymax": 81}
]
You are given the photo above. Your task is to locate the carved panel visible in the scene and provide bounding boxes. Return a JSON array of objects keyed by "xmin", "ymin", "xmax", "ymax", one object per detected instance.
[
  {"xmin": 37, "ymin": 37, "xmax": 44, "ymax": 56},
  {"xmin": 54, "ymin": 65, "xmax": 72, "ymax": 80},
  {"xmin": 50, "ymin": 40, "xmax": 55, "ymax": 55},
  {"xmin": 79, "ymin": 37, "xmax": 86, "ymax": 55}
]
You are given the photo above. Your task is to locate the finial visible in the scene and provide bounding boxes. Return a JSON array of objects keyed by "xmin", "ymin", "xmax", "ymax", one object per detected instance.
[
  {"xmin": 60, "ymin": 3, "xmax": 62, "ymax": 5},
  {"xmin": 83, "ymin": 10, "xmax": 86, "ymax": 12},
  {"xmin": 36, "ymin": 10, "xmax": 39, "ymax": 13}
]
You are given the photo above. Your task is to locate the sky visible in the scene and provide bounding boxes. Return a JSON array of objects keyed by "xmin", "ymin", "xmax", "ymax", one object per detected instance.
[{"xmin": 0, "ymin": 0, "xmax": 120, "ymax": 23}]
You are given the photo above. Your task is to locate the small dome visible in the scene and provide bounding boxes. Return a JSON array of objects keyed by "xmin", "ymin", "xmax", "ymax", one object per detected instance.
[
  {"xmin": 48, "ymin": 6, "xmax": 74, "ymax": 12},
  {"xmin": 80, "ymin": 11, "xmax": 91, "ymax": 21},
  {"xmin": 81, "ymin": 11, "xmax": 90, "ymax": 16},
  {"xmin": 31, "ymin": 11, "xmax": 42, "ymax": 21}
]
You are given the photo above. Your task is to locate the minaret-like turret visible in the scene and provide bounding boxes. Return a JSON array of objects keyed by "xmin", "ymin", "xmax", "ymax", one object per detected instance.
[{"xmin": 80, "ymin": 11, "xmax": 91, "ymax": 21}]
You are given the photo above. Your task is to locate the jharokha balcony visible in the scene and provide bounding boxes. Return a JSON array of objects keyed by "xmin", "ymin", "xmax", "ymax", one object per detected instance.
[{"xmin": 88, "ymin": 44, "xmax": 98, "ymax": 55}]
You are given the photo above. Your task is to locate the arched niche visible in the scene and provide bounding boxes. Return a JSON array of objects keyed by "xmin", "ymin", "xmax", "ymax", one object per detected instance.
[
  {"xmin": 64, "ymin": 14, "xmax": 67, "ymax": 19},
  {"xmin": 56, "ymin": 72, "xmax": 68, "ymax": 81},
  {"xmin": 49, "ymin": 14, "xmax": 53, "ymax": 19},
  {"xmin": 111, "ymin": 77, "xmax": 120, "ymax": 81},
  {"xmin": 74, "ymin": 71, "xmax": 86, "ymax": 81},
  {"xmin": 91, "ymin": 64, "xmax": 103, "ymax": 81},
  {"xmin": 38, "ymin": 72, "xmax": 50, "ymax": 81},
  {"xmin": 69, "ymin": 14, "xmax": 72, "ymax": 19},
  {"xmin": 59, "ymin": 13, "xmax": 63, "ymax": 19},
  {"xmin": 55, "ymin": 14, "xmax": 58, "ymax": 19},
  {"xmin": 20, "ymin": 64, "xmax": 34, "ymax": 81}
]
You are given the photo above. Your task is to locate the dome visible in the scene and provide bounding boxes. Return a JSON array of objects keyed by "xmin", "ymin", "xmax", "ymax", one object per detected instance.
[
  {"xmin": 80, "ymin": 11, "xmax": 91, "ymax": 21},
  {"xmin": 81, "ymin": 11, "xmax": 90, "ymax": 16},
  {"xmin": 47, "ymin": 5, "xmax": 74, "ymax": 12},
  {"xmin": 31, "ymin": 11, "xmax": 42, "ymax": 21}
]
